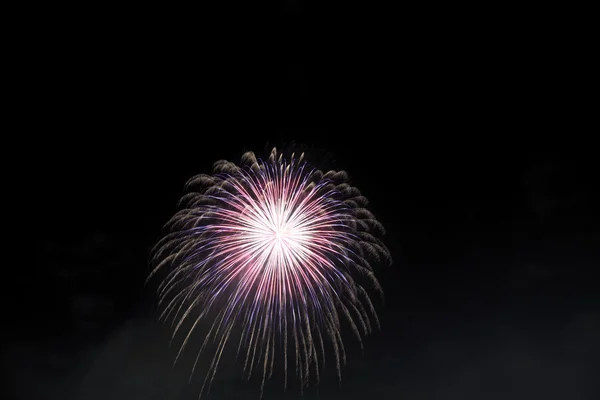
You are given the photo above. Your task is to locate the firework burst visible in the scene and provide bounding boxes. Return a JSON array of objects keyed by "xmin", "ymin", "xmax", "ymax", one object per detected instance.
[{"xmin": 148, "ymin": 147, "xmax": 391, "ymax": 397}]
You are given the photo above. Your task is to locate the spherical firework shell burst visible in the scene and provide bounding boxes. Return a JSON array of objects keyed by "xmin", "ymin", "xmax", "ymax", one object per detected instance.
[{"xmin": 148, "ymin": 147, "xmax": 391, "ymax": 397}]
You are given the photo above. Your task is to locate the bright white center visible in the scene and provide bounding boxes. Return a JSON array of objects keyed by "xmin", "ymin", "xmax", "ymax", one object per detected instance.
[{"xmin": 274, "ymin": 229, "xmax": 287, "ymax": 241}]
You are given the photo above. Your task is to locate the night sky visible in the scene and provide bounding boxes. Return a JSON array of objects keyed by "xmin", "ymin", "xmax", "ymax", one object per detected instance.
[{"xmin": 6, "ymin": 3, "xmax": 598, "ymax": 400}]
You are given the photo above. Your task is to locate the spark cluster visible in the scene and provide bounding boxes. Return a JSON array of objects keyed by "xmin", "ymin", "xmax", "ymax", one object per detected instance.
[{"xmin": 149, "ymin": 147, "xmax": 391, "ymax": 397}]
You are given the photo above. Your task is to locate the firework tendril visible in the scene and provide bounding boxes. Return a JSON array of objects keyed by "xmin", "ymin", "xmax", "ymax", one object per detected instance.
[{"xmin": 148, "ymin": 147, "xmax": 391, "ymax": 397}]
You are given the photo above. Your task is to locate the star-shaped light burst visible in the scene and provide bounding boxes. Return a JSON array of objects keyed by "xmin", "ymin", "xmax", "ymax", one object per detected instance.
[{"xmin": 148, "ymin": 147, "xmax": 391, "ymax": 397}]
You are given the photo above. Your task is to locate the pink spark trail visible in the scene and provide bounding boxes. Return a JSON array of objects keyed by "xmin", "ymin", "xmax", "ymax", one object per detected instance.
[{"xmin": 148, "ymin": 147, "xmax": 391, "ymax": 397}]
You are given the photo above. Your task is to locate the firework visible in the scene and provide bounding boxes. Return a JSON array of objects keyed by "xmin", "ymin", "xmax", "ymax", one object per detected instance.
[{"xmin": 148, "ymin": 147, "xmax": 391, "ymax": 397}]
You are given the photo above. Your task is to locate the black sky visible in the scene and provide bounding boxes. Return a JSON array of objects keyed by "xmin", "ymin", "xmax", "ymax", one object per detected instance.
[{"xmin": 5, "ymin": 3, "xmax": 599, "ymax": 400}]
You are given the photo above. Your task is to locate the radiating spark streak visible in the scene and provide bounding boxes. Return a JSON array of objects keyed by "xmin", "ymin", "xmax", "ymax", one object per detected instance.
[{"xmin": 148, "ymin": 147, "xmax": 391, "ymax": 398}]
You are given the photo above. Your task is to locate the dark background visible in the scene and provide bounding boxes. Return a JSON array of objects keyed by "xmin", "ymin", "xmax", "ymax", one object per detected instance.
[{"xmin": 5, "ymin": 2, "xmax": 598, "ymax": 399}]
